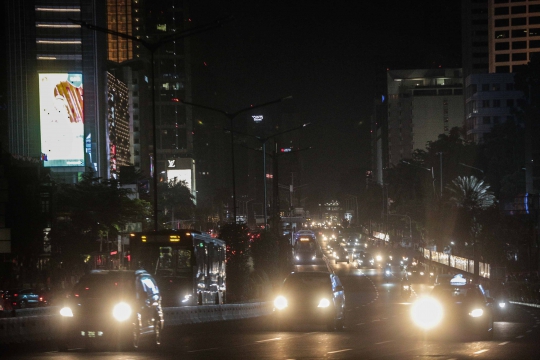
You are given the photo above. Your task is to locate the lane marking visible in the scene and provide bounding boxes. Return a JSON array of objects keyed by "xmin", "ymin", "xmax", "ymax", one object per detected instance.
[
  {"xmin": 516, "ymin": 335, "xmax": 524, "ymax": 339},
  {"xmin": 473, "ymin": 349, "xmax": 488, "ymax": 354},
  {"xmin": 188, "ymin": 347, "xmax": 220, "ymax": 353},
  {"xmin": 356, "ymin": 322, "xmax": 365, "ymax": 326},
  {"xmin": 375, "ymin": 340, "xmax": 394, "ymax": 345},
  {"xmin": 499, "ymin": 342, "xmax": 509, "ymax": 345},
  {"xmin": 527, "ymin": 330, "xmax": 532, "ymax": 333},
  {"xmin": 256, "ymin": 337, "xmax": 282, "ymax": 343},
  {"xmin": 328, "ymin": 349, "xmax": 352, "ymax": 354}
]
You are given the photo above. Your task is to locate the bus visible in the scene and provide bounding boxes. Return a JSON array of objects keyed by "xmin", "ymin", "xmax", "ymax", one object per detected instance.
[
  {"xmin": 293, "ymin": 231, "xmax": 319, "ymax": 264},
  {"xmin": 129, "ymin": 230, "xmax": 226, "ymax": 307}
]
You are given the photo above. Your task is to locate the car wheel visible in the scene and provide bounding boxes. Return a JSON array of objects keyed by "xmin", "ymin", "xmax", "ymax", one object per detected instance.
[
  {"xmin": 131, "ymin": 323, "xmax": 140, "ymax": 350},
  {"xmin": 335, "ymin": 318, "xmax": 345, "ymax": 331}
]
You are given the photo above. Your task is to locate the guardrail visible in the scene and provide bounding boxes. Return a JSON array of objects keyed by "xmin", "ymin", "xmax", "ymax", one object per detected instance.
[{"xmin": 0, "ymin": 302, "xmax": 272, "ymax": 345}]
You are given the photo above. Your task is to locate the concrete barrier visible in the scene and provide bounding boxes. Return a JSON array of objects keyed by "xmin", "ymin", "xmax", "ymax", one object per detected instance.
[{"xmin": 0, "ymin": 302, "xmax": 272, "ymax": 344}]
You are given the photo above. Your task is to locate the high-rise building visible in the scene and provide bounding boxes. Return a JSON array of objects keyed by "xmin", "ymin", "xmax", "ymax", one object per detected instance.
[
  {"xmin": 5, "ymin": 0, "xmax": 108, "ymax": 183},
  {"xmin": 385, "ymin": 69, "xmax": 464, "ymax": 166},
  {"xmin": 489, "ymin": 0, "xmax": 540, "ymax": 73},
  {"xmin": 462, "ymin": 0, "xmax": 489, "ymax": 79}
]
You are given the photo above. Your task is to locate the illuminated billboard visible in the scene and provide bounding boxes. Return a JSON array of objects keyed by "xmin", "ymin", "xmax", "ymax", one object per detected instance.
[{"xmin": 39, "ymin": 73, "xmax": 85, "ymax": 167}]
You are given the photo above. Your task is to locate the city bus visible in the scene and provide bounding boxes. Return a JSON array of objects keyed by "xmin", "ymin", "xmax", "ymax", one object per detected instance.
[
  {"xmin": 293, "ymin": 231, "xmax": 319, "ymax": 264},
  {"xmin": 129, "ymin": 230, "xmax": 226, "ymax": 307}
]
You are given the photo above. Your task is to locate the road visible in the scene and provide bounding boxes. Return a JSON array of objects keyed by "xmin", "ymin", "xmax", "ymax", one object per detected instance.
[{"xmin": 3, "ymin": 258, "xmax": 540, "ymax": 359}]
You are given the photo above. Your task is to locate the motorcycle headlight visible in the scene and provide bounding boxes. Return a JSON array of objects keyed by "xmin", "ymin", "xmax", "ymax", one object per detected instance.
[
  {"xmin": 469, "ymin": 308, "xmax": 484, "ymax": 318},
  {"xmin": 60, "ymin": 307, "xmax": 73, "ymax": 317},
  {"xmin": 112, "ymin": 302, "xmax": 132, "ymax": 322},
  {"xmin": 498, "ymin": 302, "xmax": 506, "ymax": 308},
  {"xmin": 318, "ymin": 298, "xmax": 331, "ymax": 308},
  {"xmin": 411, "ymin": 297, "xmax": 443, "ymax": 329},
  {"xmin": 274, "ymin": 295, "xmax": 288, "ymax": 310}
]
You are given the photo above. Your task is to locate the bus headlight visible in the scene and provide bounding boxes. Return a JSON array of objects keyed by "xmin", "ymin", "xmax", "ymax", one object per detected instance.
[
  {"xmin": 411, "ymin": 298, "xmax": 443, "ymax": 329},
  {"xmin": 60, "ymin": 307, "xmax": 73, "ymax": 317},
  {"xmin": 112, "ymin": 302, "xmax": 132, "ymax": 322},
  {"xmin": 274, "ymin": 296, "xmax": 288, "ymax": 310},
  {"xmin": 317, "ymin": 298, "xmax": 331, "ymax": 308},
  {"xmin": 469, "ymin": 308, "xmax": 484, "ymax": 318}
]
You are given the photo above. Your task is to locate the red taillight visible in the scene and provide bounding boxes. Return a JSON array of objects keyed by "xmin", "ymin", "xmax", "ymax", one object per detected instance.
[
  {"xmin": 39, "ymin": 297, "xmax": 43, "ymax": 301},
  {"xmin": 13, "ymin": 294, "xmax": 18, "ymax": 297}
]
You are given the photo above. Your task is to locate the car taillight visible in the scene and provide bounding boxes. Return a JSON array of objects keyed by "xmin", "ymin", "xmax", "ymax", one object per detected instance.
[
  {"xmin": 39, "ymin": 297, "xmax": 43, "ymax": 301},
  {"xmin": 14, "ymin": 294, "xmax": 18, "ymax": 297}
]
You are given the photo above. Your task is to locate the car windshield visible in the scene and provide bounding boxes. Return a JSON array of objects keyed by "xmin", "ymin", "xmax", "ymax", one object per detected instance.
[
  {"xmin": 72, "ymin": 274, "xmax": 134, "ymax": 299},
  {"xmin": 431, "ymin": 286, "xmax": 485, "ymax": 303},
  {"xmin": 282, "ymin": 274, "xmax": 331, "ymax": 294}
]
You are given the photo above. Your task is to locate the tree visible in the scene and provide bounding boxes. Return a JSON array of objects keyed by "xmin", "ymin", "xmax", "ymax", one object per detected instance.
[
  {"xmin": 446, "ymin": 176, "xmax": 496, "ymax": 280},
  {"xmin": 219, "ymin": 223, "xmax": 251, "ymax": 302},
  {"xmin": 158, "ymin": 178, "xmax": 195, "ymax": 229}
]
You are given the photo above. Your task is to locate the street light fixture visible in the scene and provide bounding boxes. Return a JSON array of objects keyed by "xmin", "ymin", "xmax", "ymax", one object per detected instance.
[
  {"xmin": 180, "ymin": 96, "xmax": 292, "ymax": 224},
  {"xmin": 71, "ymin": 17, "xmax": 228, "ymax": 232}
]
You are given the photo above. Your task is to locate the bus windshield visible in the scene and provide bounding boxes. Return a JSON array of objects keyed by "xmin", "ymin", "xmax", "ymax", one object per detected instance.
[{"xmin": 136, "ymin": 246, "xmax": 193, "ymax": 277}]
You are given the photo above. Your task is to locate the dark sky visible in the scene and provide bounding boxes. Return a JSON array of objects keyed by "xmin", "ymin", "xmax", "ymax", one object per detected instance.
[{"xmin": 188, "ymin": 0, "xmax": 462, "ymax": 204}]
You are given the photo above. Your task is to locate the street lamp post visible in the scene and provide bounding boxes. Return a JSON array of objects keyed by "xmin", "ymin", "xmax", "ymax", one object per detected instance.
[
  {"xmin": 180, "ymin": 96, "xmax": 292, "ymax": 224},
  {"xmin": 71, "ymin": 17, "xmax": 226, "ymax": 232},
  {"xmin": 228, "ymin": 122, "xmax": 310, "ymax": 229}
]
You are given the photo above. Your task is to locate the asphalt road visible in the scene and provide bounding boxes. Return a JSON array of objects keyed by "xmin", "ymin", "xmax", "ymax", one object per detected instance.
[{"xmin": 3, "ymin": 258, "xmax": 540, "ymax": 359}]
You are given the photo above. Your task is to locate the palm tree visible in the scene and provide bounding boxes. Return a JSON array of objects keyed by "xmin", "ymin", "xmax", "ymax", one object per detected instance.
[
  {"xmin": 446, "ymin": 176, "xmax": 496, "ymax": 280},
  {"xmin": 447, "ymin": 176, "xmax": 495, "ymax": 211}
]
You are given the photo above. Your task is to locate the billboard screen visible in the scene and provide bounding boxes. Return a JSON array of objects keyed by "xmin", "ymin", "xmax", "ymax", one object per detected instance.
[
  {"xmin": 39, "ymin": 73, "xmax": 85, "ymax": 167},
  {"xmin": 166, "ymin": 169, "xmax": 192, "ymax": 190}
]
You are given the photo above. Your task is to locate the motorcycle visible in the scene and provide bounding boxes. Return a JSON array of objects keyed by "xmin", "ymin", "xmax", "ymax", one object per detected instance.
[
  {"xmin": 401, "ymin": 277, "xmax": 412, "ymax": 300},
  {"xmin": 384, "ymin": 265, "xmax": 392, "ymax": 283}
]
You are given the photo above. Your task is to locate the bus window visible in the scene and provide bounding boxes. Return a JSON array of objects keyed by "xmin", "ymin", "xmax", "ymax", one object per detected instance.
[
  {"xmin": 157, "ymin": 247, "xmax": 174, "ymax": 276},
  {"xmin": 177, "ymin": 249, "xmax": 192, "ymax": 270}
]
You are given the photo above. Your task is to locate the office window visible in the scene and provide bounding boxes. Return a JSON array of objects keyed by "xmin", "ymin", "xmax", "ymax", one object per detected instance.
[
  {"xmin": 494, "ymin": 7, "xmax": 510, "ymax": 15},
  {"xmin": 531, "ymin": 40, "xmax": 540, "ymax": 48},
  {"xmin": 530, "ymin": 16, "xmax": 540, "ymax": 25},
  {"xmin": 530, "ymin": 28, "xmax": 540, "ymax": 37},
  {"xmin": 493, "ymin": 99, "xmax": 501, "ymax": 107},
  {"xmin": 506, "ymin": 83, "xmax": 514, "ymax": 91},
  {"xmin": 492, "ymin": 84, "xmax": 501, "ymax": 91},
  {"xmin": 495, "ymin": 30, "xmax": 510, "ymax": 39},
  {"xmin": 495, "ymin": 18, "xmax": 509, "ymax": 27},
  {"xmin": 512, "ymin": 17, "xmax": 526, "ymax": 26},
  {"xmin": 496, "ymin": 53, "xmax": 510, "ymax": 62},
  {"xmin": 512, "ymin": 41, "xmax": 527, "ymax": 49},
  {"xmin": 511, "ymin": 29, "xmax": 527, "ymax": 38},
  {"xmin": 482, "ymin": 100, "xmax": 490, "ymax": 108},
  {"xmin": 496, "ymin": 65, "xmax": 510, "ymax": 72},
  {"xmin": 493, "ymin": 116, "xmax": 501, "ymax": 124},
  {"xmin": 512, "ymin": 52, "xmax": 527, "ymax": 61},
  {"xmin": 483, "ymin": 116, "xmax": 491, "ymax": 124},
  {"xmin": 511, "ymin": 5, "xmax": 526, "ymax": 14},
  {"xmin": 496, "ymin": 42, "xmax": 510, "ymax": 50},
  {"xmin": 531, "ymin": 4, "xmax": 540, "ymax": 13},
  {"xmin": 507, "ymin": 99, "xmax": 514, "ymax": 107},
  {"xmin": 494, "ymin": 0, "xmax": 508, "ymax": 3}
]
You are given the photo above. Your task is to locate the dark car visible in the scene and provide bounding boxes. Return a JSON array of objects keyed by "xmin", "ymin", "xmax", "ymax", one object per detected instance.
[
  {"xmin": 333, "ymin": 246, "xmax": 350, "ymax": 264},
  {"xmin": 4, "ymin": 288, "xmax": 40, "ymax": 309},
  {"xmin": 57, "ymin": 270, "xmax": 163, "ymax": 351},
  {"xmin": 273, "ymin": 271, "xmax": 346, "ymax": 331},
  {"xmin": 355, "ymin": 252, "xmax": 375, "ymax": 268},
  {"xmin": 274, "ymin": 271, "xmax": 345, "ymax": 331},
  {"xmin": 410, "ymin": 274, "xmax": 494, "ymax": 340}
]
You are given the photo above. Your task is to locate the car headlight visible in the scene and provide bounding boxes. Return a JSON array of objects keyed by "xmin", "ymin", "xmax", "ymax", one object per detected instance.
[
  {"xmin": 498, "ymin": 302, "xmax": 506, "ymax": 308},
  {"xmin": 411, "ymin": 297, "xmax": 443, "ymax": 330},
  {"xmin": 403, "ymin": 285, "xmax": 410, "ymax": 290},
  {"xmin": 112, "ymin": 302, "xmax": 132, "ymax": 322},
  {"xmin": 429, "ymin": 272, "xmax": 434, "ymax": 276},
  {"xmin": 376, "ymin": 255, "xmax": 382, "ymax": 262},
  {"xmin": 420, "ymin": 272, "xmax": 425, "ymax": 276},
  {"xmin": 312, "ymin": 256, "xmax": 316, "ymax": 260},
  {"xmin": 295, "ymin": 255, "xmax": 300, "ymax": 260},
  {"xmin": 407, "ymin": 272, "xmax": 412, "ymax": 276},
  {"xmin": 318, "ymin": 298, "xmax": 331, "ymax": 308},
  {"xmin": 60, "ymin": 306, "xmax": 73, "ymax": 317},
  {"xmin": 274, "ymin": 295, "xmax": 288, "ymax": 310},
  {"xmin": 469, "ymin": 308, "xmax": 484, "ymax": 317}
]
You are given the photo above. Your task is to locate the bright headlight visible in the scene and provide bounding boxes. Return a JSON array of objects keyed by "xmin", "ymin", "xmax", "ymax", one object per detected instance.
[
  {"xmin": 469, "ymin": 308, "xmax": 484, "ymax": 317},
  {"xmin": 403, "ymin": 285, "xmax": 410, "ymax": 290},
  {"xmin": 112, "ymin": 302, "xmax": 132, "ymax": 322},
  {"xmin": 274, "ymin": 295, "xmax": 288, "ymax": 310},
  {"xmin": 312, "ymin": 256, "xmax": 316, "ymax": 260},
  {"xmin": 376, "ymin": 255, "xmax": 382, "ymax": 261},
  {"xmin": 411, "ymin": 298, "xmax": 443, "ymax": 330},
  {"xmin": 60, "ymin": 307, "xmax": 73, "ymax": 317},
  {"xmin": 498, "ymin": 302, "xmax": 506, "ymax": 308},
  {"xmin": 407, "ymin": 272, "xmax": 412, "ymax": 276},
  {"xmin": 295, "ymin": 255, "xmax": 299, "ymax": 260},
  {"xmin": 318, "ymin": 298, "xmax": 331, "ymax": 308},
  {"xmin": 420, "ymin": 272, "xmax": 425, "ymax": 276}
]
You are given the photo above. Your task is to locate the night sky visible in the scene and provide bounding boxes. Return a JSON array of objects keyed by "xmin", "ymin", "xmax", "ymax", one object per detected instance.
[{"xmin": 189, "ymin": 0, "xmax": 462, "ymax": 205}]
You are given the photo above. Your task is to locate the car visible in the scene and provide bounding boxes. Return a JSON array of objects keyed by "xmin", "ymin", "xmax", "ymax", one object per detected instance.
[
  {"xmin": 273, "ymin": 271, "xmax": 346, "ymax": 331},
  {"xmin": 3, "ymin": 288, "xmax": 40, "ymax": 309},
  {"xmin": 410, "ymin": 274, "xmax": 494, "ymax": 340},
  {"xmin": 57, "ymin": 269, "xmax": 163, "ymax": 351},
  {"xmin": 332, "ymin": 246, "xmax": 350, "ymax": 264},
  {"xmin": 355, "ymin": 252, "xmax": 375, "ymax": 268}
]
